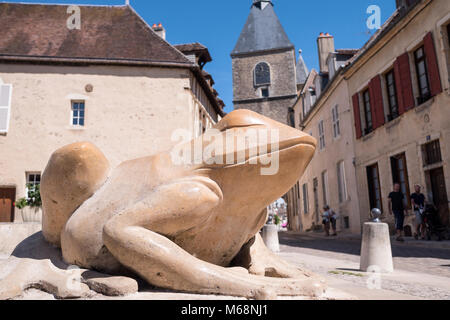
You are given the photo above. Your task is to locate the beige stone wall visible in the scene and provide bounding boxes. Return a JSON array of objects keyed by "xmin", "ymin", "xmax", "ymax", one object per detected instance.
[
  {"xmin": 0, "ymin": 63, "xmax": 213, "ymax": 222},
  {"xmin": 347, "ymin": 0, "xmax": 450, "ymax": 229},
  {"xmin": 293, "ymin": 77, "xmax": 362, "ymax": 234}
]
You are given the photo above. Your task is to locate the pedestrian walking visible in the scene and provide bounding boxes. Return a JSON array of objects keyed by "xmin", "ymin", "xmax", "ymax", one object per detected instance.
[
  {"xmin": 322, "ymin": 205, "xmax": 338, "ymax": 236},
  {"xmin": 411, "ymin": 184, "xmax": 426, "ymax": 240},
  {"xmin": 388, "ymin": 183, "xmax": 406, "ymax": 242}
]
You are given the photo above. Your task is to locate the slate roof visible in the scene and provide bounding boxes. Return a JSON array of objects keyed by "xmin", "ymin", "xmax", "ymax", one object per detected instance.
[
  {"xmin": 296, "ymin": 51, "xmax": 309, "ymax": 85},
  {"xmin": 0, "ymin": 3, "xmax": 225, "ymax": 117},
  {"xmin": 231, "ymin": 1, "xmax": 294, "ymax": 56},
  {"xmin": 174, "ymin": 42, "xmax": 212, "ymax": 65},
  {"xmin": 0, "ymin": 3, "xmax": 191, "ymax": 66}
]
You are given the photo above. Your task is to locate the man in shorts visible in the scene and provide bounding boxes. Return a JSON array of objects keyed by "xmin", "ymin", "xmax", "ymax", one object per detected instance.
[{"xmin": 411, "ymin": 184, "xmax": 426, "ymax": 240}]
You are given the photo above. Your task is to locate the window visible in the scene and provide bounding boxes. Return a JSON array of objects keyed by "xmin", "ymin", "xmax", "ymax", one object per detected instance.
[
  {"xmin": 337, "ymin": 161, "xmax": 348, "ymax": 203},
  {"xmin": 261, "ymin": 88, "xmax": 269, "ymax": 98},
  {"xmin": 313, "ymin": 178, "xmax": 319, "ymax": 222},
  {"xmin": 26, "ymin": 172, "xmax": 41, "ymax": 199},
  {"xmin": 71, "ymin": 101, "xmax": 85, "ymax": 126},
  {"xmin": 332, "ymin": 105, "xmax": 340, "ymax": 138},
  {"xmin": 423, "ymin": 140, "xmax": 442, "ymax": 166},
  {"xmin": 414, "ymin": 46, "xmax": 431, "ymax": 104},
  {"xmin": 302, "ymin": 183, "xmax": 309, "ymax": 214},
  {"xmin": 390, "ymin": 153, "xmax": 411, "ymax": 209},
  {"xmin": 447, "ymin": 23, "xmax": 450, "ymax": 48},
  {"xmin": 367, "ymin": 164, "xmax": 382, "ymax": 211},
  {"xmin": 385, "ymin": 70, "xmax": 399, "ymax": 121},
  {"xmin": 318, "ymin": 120, "xmax": 325, "ymax": 150},
  {"xmin": 362, "ymin": 89, "xmax": 373, "ymax": 134},
  {"xmin": 0, "ymin": 83, "xmax": 12, "ymax": 133},
  {"xmin": 26, "ymin": 173, "xmax": 41, "ymax": 186},
  {"xmin": 321, "ymin": 171, "xmax": 329, "ymax": 206},
  {"xmin": 254, "ymin": 62, "xmax": 270, "ymax": 87}
]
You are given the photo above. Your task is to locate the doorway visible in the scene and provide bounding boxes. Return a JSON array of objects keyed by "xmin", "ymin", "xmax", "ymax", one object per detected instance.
[
  {"xmin": 0, "ymin": 187, "xmax": 15, "ymax": 222},
  {"xmin": 313, "ymin": 178, "xmax": 319, "ymax": 224},
  {"xmin": 428, "ymin": 167, "xmax": 449, "ymax": 226}
]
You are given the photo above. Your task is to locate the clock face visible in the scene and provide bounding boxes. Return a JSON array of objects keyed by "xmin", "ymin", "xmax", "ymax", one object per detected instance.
[{"xmin": 255, "ymin": 62, "xmax": 271, "ymax": 86}]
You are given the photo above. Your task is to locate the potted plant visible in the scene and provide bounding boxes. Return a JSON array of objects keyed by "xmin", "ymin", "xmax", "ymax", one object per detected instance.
[{"xmin": 16, "ymin": 183, "xmax": 42, "ymax": 223}]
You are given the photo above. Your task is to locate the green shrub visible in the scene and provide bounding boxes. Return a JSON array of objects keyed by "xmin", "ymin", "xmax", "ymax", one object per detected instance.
[{"xmin": 15, "ymin": 183, "xmax": 42, "ymax": 209}]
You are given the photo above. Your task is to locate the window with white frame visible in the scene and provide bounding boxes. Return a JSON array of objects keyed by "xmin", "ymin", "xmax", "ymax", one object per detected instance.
[
  {"xmin": 26, "ymin": 172, "xmax": 41, "ymax": 199},
  {"xmin": 71, "ymin": 101, "xmax": 85, "ymax": 127},
  {"xmin": 332, "ymin": 105, "xmax": 340, "ymax": 138},
  {"xmin": 318, "ymin": 120, "xmax": 325, "ymax": 150},
  {"xmin": 302, "ymin": 183, "xmax": 309, "ymax": 214},
  {"xmin": 0, "ymin": 83, "xmax": 12, "ymax": 133},
  {"xmin": 27, "ymin": 172, "xmax": 41, "ymax": 186},
  {"xmin": 337, "ymin": 161, "xmax": 348, "ymax": 203}
]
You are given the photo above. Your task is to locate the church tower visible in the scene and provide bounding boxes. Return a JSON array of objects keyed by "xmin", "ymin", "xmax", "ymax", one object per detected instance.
[{"xmin": 231, "ymin": 0, "xmax": 297, "ymax": 125}]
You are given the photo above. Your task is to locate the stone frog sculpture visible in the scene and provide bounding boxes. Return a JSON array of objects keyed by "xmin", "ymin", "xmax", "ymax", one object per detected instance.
[{"xmin": 39, "ymin": 109, "xmax": 325, "ymax": 299}]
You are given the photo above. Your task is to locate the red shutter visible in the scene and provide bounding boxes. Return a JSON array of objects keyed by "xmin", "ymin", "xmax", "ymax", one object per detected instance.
[
  {"xmin": 352, "ymin": 93, "xmax": 362, "ymax": 139},
  {"xmin": 368, "ymin": 80, "xmax": 378, "ymax": 130},
  {"xmin": 369, "ymin": 75, "xmax": 385, "ymax": 129},
  {"xmin": 423, "ymin": 32, "xmax": 442, "ymax": 96},
  {"xmin": 394, "ymin": 53, "xmax": 415, "ymax": 114}
]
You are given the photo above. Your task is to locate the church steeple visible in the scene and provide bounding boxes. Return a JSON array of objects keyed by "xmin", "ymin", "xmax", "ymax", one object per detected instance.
[{"xmin": 231, "ymin": 0, "xmax": 293, "ymax": 56}]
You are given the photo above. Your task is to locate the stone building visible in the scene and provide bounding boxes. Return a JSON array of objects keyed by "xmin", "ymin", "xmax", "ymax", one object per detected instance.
[
  {"xmin": 231, "ymin": 0, "xmax": 306, "ymax": 230},
  {"xmin": 347, "ymin": 0, "xmax": 450, "ymax": 231},
  {"xmin": 293, "ymin": 34, "xmax": 360, "ymax": 233},
  {"xmin": 231, "ymin": 0, "xmax": 297, "ymax": 125},
  {"xmin": 292, "ymin": 0, "xmax": 449, "ymax": 234},
  {"xmin": 0, "ymin": 3, "xmax": 225, "ymax": 223}
]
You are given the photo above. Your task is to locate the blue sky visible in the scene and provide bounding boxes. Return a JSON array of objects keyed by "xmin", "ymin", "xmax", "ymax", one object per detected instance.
[{"xmin": 2, "ymin": 0, "xmax": 396, "ymax": 113}]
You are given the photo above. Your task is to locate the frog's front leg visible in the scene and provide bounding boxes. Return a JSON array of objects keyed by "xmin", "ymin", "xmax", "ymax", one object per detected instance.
[
  {"xmin": 102, "ymin": 179, "xmax": 325, "ymax": 299},
  {"xmin": 233, "ymin": 233, "xmax": 326, "ymax": 283}
]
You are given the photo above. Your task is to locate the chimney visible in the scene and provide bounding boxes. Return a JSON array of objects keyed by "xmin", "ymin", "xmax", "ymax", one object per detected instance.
[
  {"xmin": 317, "ymin": 33, "xmax": 335, "ymax": 74},
  {"xmin": 152, "ymin": 23, "xmax": 166, "ymax": 40}
]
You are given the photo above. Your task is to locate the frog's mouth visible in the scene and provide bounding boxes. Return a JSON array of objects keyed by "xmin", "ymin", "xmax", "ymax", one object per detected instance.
[{"xmin": 221, "ymin": 133, "xmax": 316, "ymax": 169}]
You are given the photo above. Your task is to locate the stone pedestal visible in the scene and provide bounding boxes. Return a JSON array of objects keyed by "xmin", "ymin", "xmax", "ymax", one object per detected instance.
[
  {"xmin": 360, "ymin": 222, "xmax": 394, "ymax": 273},
  {"xmin": 262, "ymin": 224, "xmax": 280, "ymax": 253}
]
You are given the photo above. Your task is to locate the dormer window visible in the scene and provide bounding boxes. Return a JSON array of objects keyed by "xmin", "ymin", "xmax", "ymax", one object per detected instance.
[{"xmin": 254, "ymin": 62, "xmax": 271, "ymax": 87}]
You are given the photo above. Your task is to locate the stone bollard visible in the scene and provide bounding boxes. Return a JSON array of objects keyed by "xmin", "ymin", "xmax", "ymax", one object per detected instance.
[
  {"xmin": 360, "ymin": 222, "xmax": 394, "ymax": 273},
  {"xmin": 262, "ymin": 224, "xmax": 280, "ymax": 253}
]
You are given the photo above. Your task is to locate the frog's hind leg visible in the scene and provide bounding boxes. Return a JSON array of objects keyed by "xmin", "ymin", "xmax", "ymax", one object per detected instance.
[
  {"xmin": 41, "ymin": 142, "xmax": 110, "ymax": 248},
  {"xmin": 101, "ymin": 180, "xmax": 326, "ymax": 299}
]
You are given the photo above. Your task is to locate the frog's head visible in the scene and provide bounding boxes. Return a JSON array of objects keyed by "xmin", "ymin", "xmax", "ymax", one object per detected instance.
[{"xmin": 189, "ymin": 109, "xmax": 316, "ymax": 216}]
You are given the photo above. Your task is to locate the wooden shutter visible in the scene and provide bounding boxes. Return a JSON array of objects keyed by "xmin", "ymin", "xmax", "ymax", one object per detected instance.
[
  {"xmin": 394, "ymin": 53, "xmax": 414, "ymax": 114},
  {"xmin": 369, "ymin": 75, "xmax": 385, "ymax": 129},
  {"xmin": 352, "ymin": 93, "xmax": 362, "ymax": 139},
  {"xmin": 423, "ymin": 32, "xmax": 442, "ymax": 97},
  {"xmin": 0, "ymin": 84, "xmax": 12, "ymax": 133}
]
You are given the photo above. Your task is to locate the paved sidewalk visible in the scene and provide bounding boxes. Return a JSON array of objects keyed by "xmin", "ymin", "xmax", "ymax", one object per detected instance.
[
  {"xmin": 278, "ymin": 231, "xmax": 450, "ymax": 300},
  {"xmin": 290, "ymin": 230, "xmax": 450, "ymax": 249}
]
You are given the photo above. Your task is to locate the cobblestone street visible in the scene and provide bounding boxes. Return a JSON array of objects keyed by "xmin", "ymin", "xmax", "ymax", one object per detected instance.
[{"xmin": 278, "ymin": 232, "xmax": 450, "ymax": 300}]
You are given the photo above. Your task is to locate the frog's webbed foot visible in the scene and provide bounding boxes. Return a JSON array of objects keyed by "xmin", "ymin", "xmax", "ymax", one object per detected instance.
[
  {"xmin": 0, "ymin": 257, "xmax": 91, "ymax": 300},
  {"xmin": 232, "ymin": 234, "xmax": 327, "ymax": 283},
  {"xmin": 0, "ymin": 257, "xmax": 139, "ymax": 299}
]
